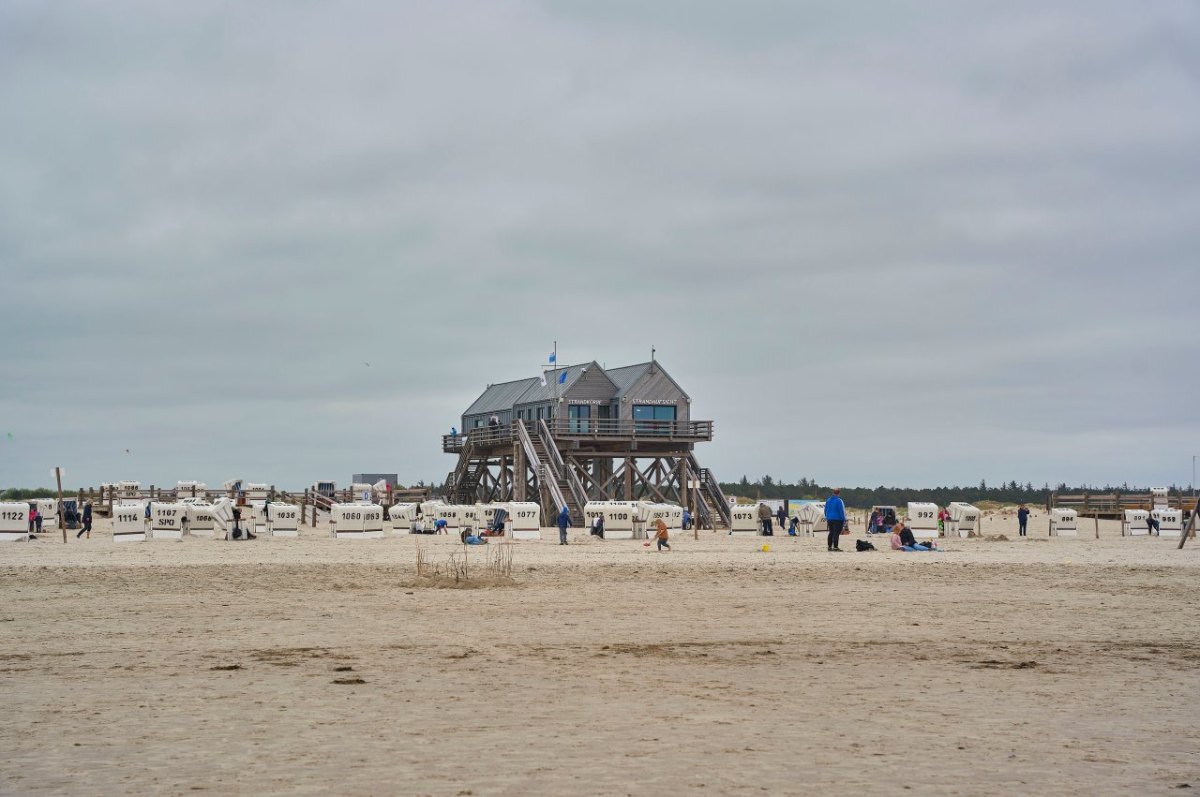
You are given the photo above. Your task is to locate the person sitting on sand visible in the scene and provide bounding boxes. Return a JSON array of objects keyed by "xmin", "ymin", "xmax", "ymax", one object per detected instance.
[
  {"xmin": 868, "ymin": 509, "xmax": 881, "ymax": 534},
  {"xmin": 891, "ymin": 521, "xmax": 934, "ymax": 552},
  {"xmin": 653, "ymin": 518, "xmax": 671, "ymax": 552},
  {"xmin": 460, "ymin": 527, "xmax": 488, "ymax": 545}
]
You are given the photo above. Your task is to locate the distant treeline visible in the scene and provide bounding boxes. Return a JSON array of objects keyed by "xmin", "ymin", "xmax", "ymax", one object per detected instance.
[
  {"xmin": 1, "ymin": 487, "xmax": 69, "ymax": 500},
  {"xmin": 719, "ymin": 476, "xmax": 1191, "ymax": 509}
]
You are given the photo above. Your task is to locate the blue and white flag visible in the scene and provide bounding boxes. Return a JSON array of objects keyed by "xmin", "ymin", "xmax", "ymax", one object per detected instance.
[
  {"xmin": 539, "ymin": 372, "xmax": 547, "ymax": 387},
  {"xmin": 558, "ymin": 370, "xmax": 568, "ymax": 384},
  {"xmin": 548, "ymin": 352, "xmax": 556, "ymax": 363}
]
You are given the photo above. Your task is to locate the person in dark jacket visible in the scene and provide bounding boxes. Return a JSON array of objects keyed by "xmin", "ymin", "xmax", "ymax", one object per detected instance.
[
  {"xmin": 776, "ymin": 505, "xmax": 787, "ymax": 532},
  {"xmin": 557, "ymin": 506, "xmax": 571, "ymax": 545},
  {"xmin": 76, "ymin": 501, "xmax": 93, "ymax": 539},
  {"xmin": 1017, "ymin": 505, "xmax": 1030, "ymax": 537}
]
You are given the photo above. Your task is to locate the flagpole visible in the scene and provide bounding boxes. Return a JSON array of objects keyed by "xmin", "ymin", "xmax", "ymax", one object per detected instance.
[{"xmin": 553, "ymin": 340, "xmax": 559, "ymax": 420}]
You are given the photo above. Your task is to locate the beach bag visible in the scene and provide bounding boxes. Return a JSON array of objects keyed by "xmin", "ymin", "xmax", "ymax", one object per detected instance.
[{"xmin": 856, "ymin": 539, "xmax": 875, "ymax": 552}]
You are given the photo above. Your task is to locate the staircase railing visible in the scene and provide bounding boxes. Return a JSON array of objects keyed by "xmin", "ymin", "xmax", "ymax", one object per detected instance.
[
  {"xmin": 517, "ymin": 421, "xmax": 567, "ymax": 512},
  {"xmin": 688, "ymin": 460, "xmax": 714, "ymax": 531},
  {"xmin": 459, "ymin": 459, "xmax": 487, "ymax": 503},
  {"xmin": 688, "ymin": 453, "xmax": 731, "ymax": 527},
  {"xmin": 444, "ymin": 436, "xmax": 476, "ymax": 500},
  {"xmin": 538, "ymin": 419, "xmax": 588, "ymax": 514}
]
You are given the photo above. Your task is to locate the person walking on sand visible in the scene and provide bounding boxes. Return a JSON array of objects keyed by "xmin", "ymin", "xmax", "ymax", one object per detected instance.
[
  {"xmin": 775, "ymin": 505, "xmax": 787, "ymax": 532},
  {"xmin": 557, "ymin": 506, "xmax": 572, "ymax": 545},
  {"xmin": 76, "ymin": 501, "xmax": 93, "ymax": 539},
  {"xmin": 758, "ymin": 502, "xmax": 772, "ymax": 536},
  {"xmin": 825, "ymin": 488, "xmax": 847, "ymax": 551},
  {"xmin": 29, "ymin": 507, "xmax": 40, "ymax": 536},
  {"xmin": 1017, "ymin": 505, "xmax": 1030, "ymax": 537},
  {"xmin": 653, "ymin": 517, "xmax": 671, "ymax": 552}
]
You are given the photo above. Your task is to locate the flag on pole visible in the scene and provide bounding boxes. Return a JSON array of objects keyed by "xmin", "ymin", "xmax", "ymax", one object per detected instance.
[
  {"xmin": 539, "ymin": 372, "xmax": 547, "ymax": 387},
  {"xmin": 558, "ymin": 370, "xmax": 568, "ymax": 384},
  {"xmin": 548, "ymin": 352, "xmax": 556, "ymax": 363}
]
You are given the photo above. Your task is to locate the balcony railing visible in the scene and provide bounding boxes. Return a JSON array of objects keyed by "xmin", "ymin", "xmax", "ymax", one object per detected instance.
[
  {"xmin": 547, "ymin": 418, "xmax": 713, "ymax": 440},
  {"xmin": 443, "ymin": 418, "xmax": 713, "ymax": 452}
]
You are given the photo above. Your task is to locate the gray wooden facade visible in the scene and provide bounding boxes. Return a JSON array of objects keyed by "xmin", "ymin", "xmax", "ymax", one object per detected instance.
[{"xmin": 462, "ymin": 361, "xmax": 691, "ymax": 431}]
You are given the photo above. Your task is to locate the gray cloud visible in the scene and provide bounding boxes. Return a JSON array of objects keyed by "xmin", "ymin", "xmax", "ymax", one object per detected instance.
[{"xmin": 1, "ymin": 0, "xmax": 1197, "ymax": 491}]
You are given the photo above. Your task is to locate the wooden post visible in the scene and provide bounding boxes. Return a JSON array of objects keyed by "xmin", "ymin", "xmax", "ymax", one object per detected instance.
[
  {"xmin": 513, "ymin": 443, "xmax": 525, "ymax": 502},
  {"xmin": 677, "ymin": 457, "xmax": 688, "ymax": 513},
  {"xmin": 1094, "ymin": 512, "xmax": 1100, "ymax": 539},
  {"xmin": 55, "ymin": 467, "xmax": 65, "ymax": 544},
  {"xmin": 1178, "ymin": 498, "xmax": 1199, "ymax": 550}
]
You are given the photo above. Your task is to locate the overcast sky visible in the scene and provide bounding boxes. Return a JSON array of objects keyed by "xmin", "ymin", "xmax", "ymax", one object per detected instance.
[{"xmin": 2, "ymin": 1, "xmax": 1198, "ymax": 492}]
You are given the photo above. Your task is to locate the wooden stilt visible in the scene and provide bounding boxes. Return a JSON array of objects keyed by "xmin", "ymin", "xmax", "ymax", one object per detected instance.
[{"xmin": 55, "ymin": 467, "xmax": 65, "ymax": 544}]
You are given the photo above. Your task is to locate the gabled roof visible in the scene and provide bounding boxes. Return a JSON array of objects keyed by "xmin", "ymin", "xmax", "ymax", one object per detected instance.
[
  {"xmin": 514, "ymin": 362, "xmax": 590, "ymax": 405},
  {"xmin": 463, "ymin": 377, "xmax": 539, "ymax": 417},
  {"xmin": 606, "ymin": 361, "xmax": 691, "ymax": 401},
  {"xmin": 462, "ymin": 359, "xmax": 689, "ymax": 417},
  {"xmin": 605, "ymin": 362, "xmax": 653, "ymax": 398}
]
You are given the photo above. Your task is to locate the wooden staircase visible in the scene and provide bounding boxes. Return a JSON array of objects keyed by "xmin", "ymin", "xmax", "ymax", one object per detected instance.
[{"xmin": 688, "ymin": 453, "xmax": 731, "ymax": 529}]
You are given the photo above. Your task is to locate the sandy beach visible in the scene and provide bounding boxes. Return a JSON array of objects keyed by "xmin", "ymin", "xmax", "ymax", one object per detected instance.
[{"xmin": 2, "ymin": 512, "xmax": 1197, "ymax": 796}]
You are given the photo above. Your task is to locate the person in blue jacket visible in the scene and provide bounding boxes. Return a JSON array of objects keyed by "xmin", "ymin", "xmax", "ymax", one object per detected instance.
[
  {"xmin": 824, "ymin": 487, "xmax": 847, "ymax": 552},
  {"xmin": 557, "ymin": 506, "xmax": 571, "ymax": 545}
]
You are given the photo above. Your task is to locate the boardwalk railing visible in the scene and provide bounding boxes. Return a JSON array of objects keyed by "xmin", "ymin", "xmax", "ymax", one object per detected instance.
[{"xmin": 1048, "ymin": 492, "xmax": 1195, "ymax": 516}]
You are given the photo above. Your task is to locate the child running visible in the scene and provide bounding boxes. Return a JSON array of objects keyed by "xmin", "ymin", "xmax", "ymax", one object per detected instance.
[{"xmin": 653, "ymin": 518, "xmax": 671, "ymax": 552}]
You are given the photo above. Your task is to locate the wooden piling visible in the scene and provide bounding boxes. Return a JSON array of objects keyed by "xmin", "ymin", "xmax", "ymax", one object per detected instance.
[{"xmin": 55, "ymin": 467, "xmax": 65, "ymax": 544}]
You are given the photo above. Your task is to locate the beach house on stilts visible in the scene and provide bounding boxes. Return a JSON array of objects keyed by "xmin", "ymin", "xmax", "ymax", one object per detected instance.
[{"xmin": 442, "ymin": 359, "xmax": 731, "ymax": 529}]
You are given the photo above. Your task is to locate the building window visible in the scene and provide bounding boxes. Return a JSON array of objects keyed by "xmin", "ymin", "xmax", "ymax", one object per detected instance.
[
  {"xmin": 568, "ymin": 404, "xmax": 590, "ymax": 433},
  {"xmin": 633, "ymin": 404, "xmax": 676, "ymax": 434}
]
